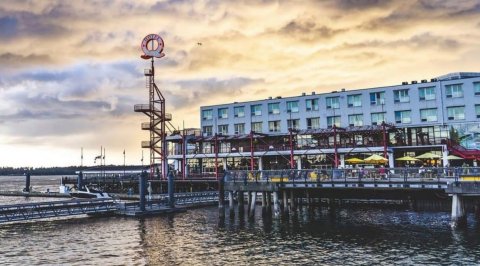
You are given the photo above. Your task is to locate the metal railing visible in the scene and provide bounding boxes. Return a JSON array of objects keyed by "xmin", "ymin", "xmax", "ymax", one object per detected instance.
[{"xmin": 225, "ymin": 167, "xmax": 480, "ymax": 185}]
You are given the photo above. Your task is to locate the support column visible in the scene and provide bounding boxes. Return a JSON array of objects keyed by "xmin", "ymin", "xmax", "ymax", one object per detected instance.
[
  {"xmin": 261, "ymin": 192, "xmax": 267, "ymax": 215},
  {"xmin": 442, "ymin": 148, "xmax": 449, "ymax": 167},
  {"xmin": 139, "ymin": 171, "xmax": 147, "ymax": 212},
  {"xmin": 290, "ymin": 190, "xmax": 296, "ymax": 212},
  {"xmin": 25, "ymin": 172, "xmax": 31, "ymax": 192},
  {"xmin": 451, "ymin": 194, "xmax": 467, "ymax": 228},
  {"xmin": 247, "ymin": 191, "xmax": 252, "ymax": 213},
  {"xmin": 283, "ymin": 190, "xmax": 289, "ymax": 215},
  {"xmin": 388, "ymin": 151, "xmax": 394, "ymax": 169},
  {"xmin": 77, "ymin": 171, "xmax": 83, "ymax": 190},
  {"xmin": 168, "ymin": 171, "xmax": 175, "ymax": 208},
  {"xmin": 297, "ymin": 157, "xmax": 302, "ymax": 170},
  {"xmin": 223, "ymin": 158, "xmax": 228, "ymax": 171},
  {"xmin": 238, "ymin": 191, "xmax": 245, "ymax": 215},
  {"xmin": 266, "ymin": 192, "xmax": 272, "ymax": 213},
  {"xmin": 229, "ymin": 191, "xmax": 235, "ymax": 217},
  {"xmin": 273, "ymin": 191, "xmax": 280, "ymax": 218},
  {"xmin": 340, "ymin": 154, "xmax": 345, "ymax": 168},
  {"xmin": 249, "ymin": 192, "xmax": 257, "ymax": 218}
]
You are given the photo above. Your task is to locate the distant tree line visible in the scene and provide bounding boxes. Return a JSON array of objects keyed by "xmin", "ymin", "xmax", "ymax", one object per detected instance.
[{"xmin": 0, "ymin": 165, "xmax": 145, "ymax": 176}]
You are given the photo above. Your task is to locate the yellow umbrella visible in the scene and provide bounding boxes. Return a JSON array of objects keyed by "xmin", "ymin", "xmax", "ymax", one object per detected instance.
[
  {"xmin": 395, "ymin": 156, "xmax": 419, "ymax": 161},
  {"xmin": 415, "ymin": 152, "xmax": 441, "ymax": 159},
  {"xmin": 364, "ymin": 154, "xmax": 388, "ymax": 164},
  {"xmin": 447, "ymin": 155, "xmax": 463, "ymax": 160},
  {"xmin": 345, "ymin": 158, "xmax": 364, "ymax": 164}
]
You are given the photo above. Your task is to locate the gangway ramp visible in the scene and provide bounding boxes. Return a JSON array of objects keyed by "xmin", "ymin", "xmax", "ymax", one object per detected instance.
[{"xmin": 0, "ymin": 198, "xmax": 117, "ymax": 224}]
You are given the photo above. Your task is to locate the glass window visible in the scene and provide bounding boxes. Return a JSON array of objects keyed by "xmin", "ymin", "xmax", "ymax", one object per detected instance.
[
  {"xmin": 287, "ymin": 119, "xmax": 300, "ymax": 130},
  {"xmin": 306, "ymin": 117, "xmax": 320, "ymax": 129},
  {"xmin": 251, "ymin": 122, "xmax": 262, "ymax": 132},
  {"xmin": 420, "ymin": 108, "xmax": 437, "ymax": 122},
  {"xmin": 348, "ymin": 114, "xmax": 363, "ymax": 126},
  {"xmin": 371, "ymin": 112, "xmax": 385, "ymax": 125},
  {"xmin": 394, "ymin": 110, "xmax": 411, "ymax": 124},
  {"xmin": 202, "ymin": 109, "xmax": 213, "ymax": 120},
  {"xmin": 218, "ymin": 108, "xmax": 228, "ymax": 119},
  {"xmin": 218, "ymin": 125, "xmax": 228, "ymax": 135},
  {"xmin": 287, "ymin": 101, "xmax": 299, "ymax": 113},
  {"xmin": 447, "ymin": 106, "xmax": 465, "ymax": 120},
  {"xmin": 234, "ymin": 123, "xmax": 245, "ymax": 134},
  {"xmin": 327, "ymin": 116, "xmax": 340, "ymax": 128},
  {"xmin": 394, "ymin": 89, "xmax": 410, "ymax": 103},
  {"xmin": 418, "ymin": 86, "xmax": 436, "ymax": 101},
  {"xmin": 268, "ymin": 121, "xmax": 281, "ymax": 132},
  {"xmin": 347, "ymin": 94, "xmax": 362, "ymax": 107},
  {"xmin": 251, "ymin": 104, "xmax": 262, "ymax": 116},
  {"xmin": 203, "ymin": 126, "xmax": 212, "ymax": 136},
  {"xmin": 306, "ymin": 99, "xmax": 319, "ymax": 111},
  {"xmin": 234, "ymin": 106, "xmax": 245, "ymax": 118},
  {"xmin": 476, "ymin": 105, "xmax": 480, "ymax": 118},
  {"xmin": 446, "ymin": 84, "xmax": 463, "ymax": 98},
  {"xmin": 326, "ymin": 97, "xmax": 340, "ymax": 109},
  {"xmin": 474, "ymin": 82, "xmax": 480, "ymax": 96},
  {"xmin": 370, "ymin": 91, "xmax": 385, "ymax": 105},
  {"xmin": 268, "ymin": 103, "xmax": 280, "ymax": 115}
]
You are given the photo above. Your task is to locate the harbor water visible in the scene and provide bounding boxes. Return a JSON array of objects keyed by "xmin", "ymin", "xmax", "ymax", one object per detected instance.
[{"xmin": 1, "ymin": 176, "xmax": 480, "ymax": 265}]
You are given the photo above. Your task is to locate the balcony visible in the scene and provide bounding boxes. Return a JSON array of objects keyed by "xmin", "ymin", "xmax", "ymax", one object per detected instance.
[
  {"xmin": 141, "ymin": 141, "xmax": 151, "ymax": 148},
  {"xmin": 134, "ymin": 104, "xmax": 150, "ymax": 112}
]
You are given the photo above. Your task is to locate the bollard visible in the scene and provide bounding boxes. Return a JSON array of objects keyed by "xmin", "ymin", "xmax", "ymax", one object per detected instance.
[
  {"xmin": 77, "ymin": 171, "xmax": 83, "ymax": 190},
  {"xmin": 168, "ymin": 171, "xmax": 175, "ymax": 208},
  {"xmin": 25, "ymin": 173, "xmax": 31, "ymax": 192},
  {"xmin": 139, "ymin": 171, "xmax": 147, "ymax": 212}
]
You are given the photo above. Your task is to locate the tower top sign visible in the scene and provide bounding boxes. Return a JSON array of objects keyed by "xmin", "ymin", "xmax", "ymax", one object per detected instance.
[{"xmin": 141, "ymin": 34, "xmax": 165, "ymax": 59}]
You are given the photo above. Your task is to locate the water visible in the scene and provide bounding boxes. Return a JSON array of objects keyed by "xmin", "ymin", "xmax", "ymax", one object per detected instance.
[{"xmin": 0, "ymin": 176, "xmax": 480, "ymax": 265}]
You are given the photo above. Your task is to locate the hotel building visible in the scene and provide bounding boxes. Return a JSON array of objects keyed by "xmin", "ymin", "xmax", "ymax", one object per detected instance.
[{"xmin": 167, "ymin": 72, "xmax": 480, "ymax": 178}]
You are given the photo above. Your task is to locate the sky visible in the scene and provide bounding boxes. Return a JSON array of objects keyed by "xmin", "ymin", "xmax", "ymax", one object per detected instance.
[{"xmin": 0, "ymin": 0, "xmax": 480, "ymax": 167}]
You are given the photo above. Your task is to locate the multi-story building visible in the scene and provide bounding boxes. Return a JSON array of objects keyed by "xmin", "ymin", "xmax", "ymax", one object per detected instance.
[{"xmin": 167, "ymin": 72, "xmax": 480, "ymax": 178}]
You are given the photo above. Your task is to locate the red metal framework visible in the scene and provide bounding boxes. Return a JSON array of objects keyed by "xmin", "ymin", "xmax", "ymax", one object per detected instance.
[{"xmin": 134, "ymin": 58, "xmax": 172, "ymax": 179}]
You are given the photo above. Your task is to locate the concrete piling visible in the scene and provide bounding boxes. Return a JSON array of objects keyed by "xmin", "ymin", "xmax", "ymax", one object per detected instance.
[
  {"xmin": 139, "ymin": 171, "xmax": 147, "ymax": 212},
  {"xmin": 273, "ymin": 191, "xmax": 280, "ymax": 218},
  {"xmin": 451, "ymin": 194, "xmax": 467, "ymax": 228},
  {"xmin": 249, "ymin": 192, "xmax": 257, "ymax": 218},
  {"xmin": 229, "ymin": 191, "xmax": 235, "ymax": 217},
  {"xmin": 25, "ymin": 173, "xmax": 31, "ymax": 192}
]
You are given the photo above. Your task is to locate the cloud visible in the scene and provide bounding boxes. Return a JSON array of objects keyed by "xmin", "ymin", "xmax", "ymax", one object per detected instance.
[
  {"xmin": 331, "ymin": 0, "xmax": 394, "ymax": 10},
  {"xmin": 278, "ymin": 18, "xmax": 347, "ymax": 41},
  {"xmin": 0, "ymin": 53, "xmax": 53, "ymax": 70}
]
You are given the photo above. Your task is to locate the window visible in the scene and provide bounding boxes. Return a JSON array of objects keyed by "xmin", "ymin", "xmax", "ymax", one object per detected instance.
[
  {"xmin": 268, "ymin": 121, "xmax": 281, "ymax": 132},
  {"xmin": 306, "ymin": 117, "xmax": 320, "ymax": 129},
  {"xmin": 234, "ymin": 106, "xmax": 245, "ymax": 118},
  {"xmin": 476, "ymin": 105, "xmax": 480, "ymax": 118},
  {"xmin": 268, "ymin": 103, "xmax": 280, "ymax": 115},
  {"xmin": 447, "ymin": 106, "xmax": 465, "ymax": 120},
  {"xmin": 446, "ymin": 84, "xmax": 463, "ymax": 98},
  {"xmin": 286, "ymin": 101, "xmax": 299, "ymax": 113},
  {"xmin": 327, "ymin": 116, "xmax": 340, "ymax": 128},
  {"xmin": 218, "ymin": 108, "xmax": 228, "ymax": 119},
  {"xmin": 326, "ymin": 97, "xmax": 340, "ymax": 109},
  {"xmin": 234, "ymin": 123, "xmax": 245, "ymax": 134},
  {"xmin": 371, "ymin": 112, "xmax": 385, "ymax": 125},
  {"xmin": 420, "ymin": 108, "xmax": 438, "ymax": 122},
  {"xmin": 474, "ymin": 82, "xmax": 480, "ymax": 96},
  {"xmin": 287, "ymin": 119, "xmax": 300, "ymax": 130},
  {"xmin": 348, "ymin": 114, "xmax": 363, "ymax": 127},
  {"xmin": 347, "ymin": 94, "xmax": 362, "ymax": 107},
  {"xmin": 394, "ymin": 89, "xmax": 410, "ymax": 103},
  {"xmin": 203, "ymin": 126, "xmax": 212, "ymax": 136},
  {"xmin": 306, "ymin": 99, "xmax": 319, "ymax": 111},
  {"xmin": 251, "ymin": 122, "xmax": 263, "ymax": 132},
  {"xmin": 251, "ymin": 104, "xmax": 262, "ymax": 116},
  {"xmin": 202, "ymin": 109, "xmax": 212, "ymax": 120},
  {"xmin": 218, "ymin": 125, "xmax": 228, "ymax": 135},
  {"xmin": 418, "ymin": 86, "xmax": 436, "ymax": 101},
  {"xmin": 394, "ymin": 110, "xmax": 411, "ymax": 124},
  {"xmin": 370, "ymin": 91, "xmax": 385, "ymax": 105}
]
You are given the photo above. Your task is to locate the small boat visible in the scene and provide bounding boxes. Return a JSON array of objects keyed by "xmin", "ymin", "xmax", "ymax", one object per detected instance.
[{"xmin": 69, "ymin": 186, "xmax": 111, "ymax": 199}]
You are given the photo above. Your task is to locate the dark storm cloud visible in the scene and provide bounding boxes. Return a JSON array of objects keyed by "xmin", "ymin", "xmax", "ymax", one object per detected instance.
[
  {"xmin": 0, "ymin": 53, "xmax": 53, "ymax": 69},
  {"xmin": 280, "ymin": 19, "xmax": 346, "ymax": 40},
  {"xmin": 165, "ymin": 76, "xmax": 264, "ymax": 109},
  {"xmin": 332, "ymin": 0, "xmax": 393, "ymax": 9},
  {"xmin": 0, "ymin": 12, "xmax": 68, "ymax": 40},
  {"xmin": 0, "ymin": 16, "xmax": 18, "ymax": 38},
  {"xmin": 340, "ymin": 32, "xmax": 460, "ymax": 50}
]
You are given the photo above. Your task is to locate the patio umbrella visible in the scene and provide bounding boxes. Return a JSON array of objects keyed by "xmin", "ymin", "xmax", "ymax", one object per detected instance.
[
  {"xmin": 415, "ymin": 152, "xmax": 441, "ymax": 159},
  {"xmin": 447, "ymin": 154, "xmax": 463, "ymax": 160},
  {"xmin": 395, "ymin": 156, "xmax": 419, "ymax": 161},
  {"xmin": 364, "ymin": 154, "xmax": 388, "ymax": 164},
  {"xmin": 345, "ymin": 158, "xmax": 364, "ymax": 164}
]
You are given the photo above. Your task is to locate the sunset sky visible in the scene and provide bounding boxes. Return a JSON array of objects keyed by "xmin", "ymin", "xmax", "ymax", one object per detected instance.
[{"xmin": 0, "ymin": 0, "xmax": 479, "ymax": 167}]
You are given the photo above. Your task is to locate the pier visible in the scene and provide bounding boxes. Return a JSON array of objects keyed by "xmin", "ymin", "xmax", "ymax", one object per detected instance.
[{"xmin": 221, "ymin": 168, "xmax": 480, "ymax": 228}]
